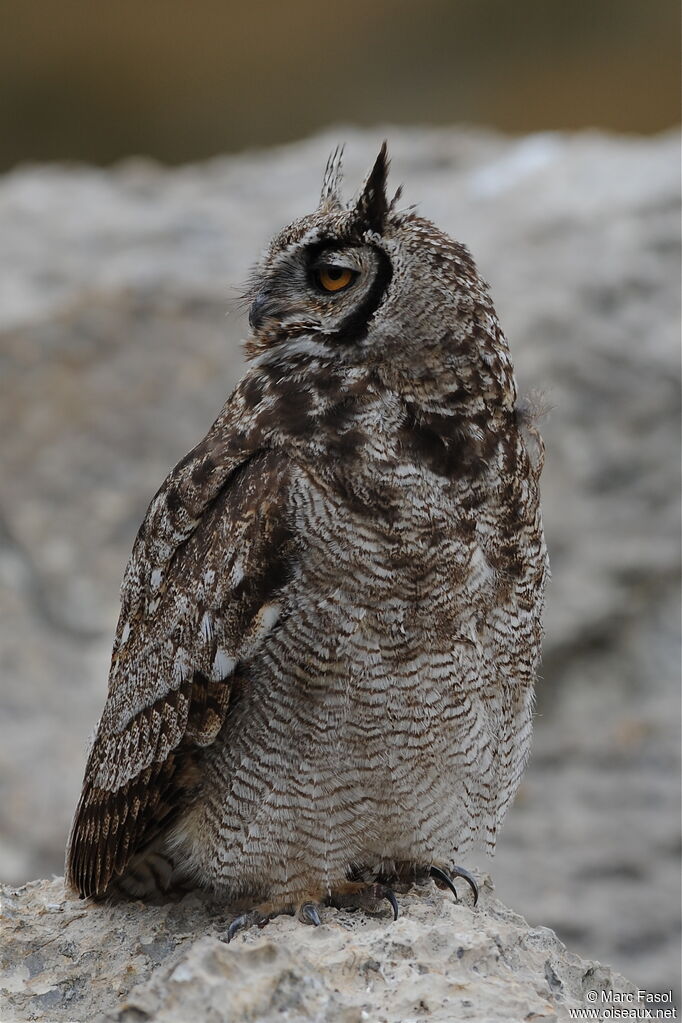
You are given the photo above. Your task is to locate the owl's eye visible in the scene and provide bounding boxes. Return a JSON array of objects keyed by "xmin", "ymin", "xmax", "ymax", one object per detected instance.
[{"xmin": 316, "ymin": 265, "xmax": 355, "ymax": 293}]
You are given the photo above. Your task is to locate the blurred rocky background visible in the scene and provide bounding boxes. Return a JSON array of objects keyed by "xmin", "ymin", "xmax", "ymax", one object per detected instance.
[{"xmin": 0, "ymin": 0, "xmax": 680, "ymax": 1010}]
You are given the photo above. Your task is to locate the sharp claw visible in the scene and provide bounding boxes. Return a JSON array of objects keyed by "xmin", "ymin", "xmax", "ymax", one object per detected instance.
[
  {"xmin": 226, "ymin": 913, "xmax": 249, "ymax": 942},
  {"xmin": 226, "ymin": 910, "xmax": 270, "ymax": 941},
  {"xmin": 450, "ymin": 865, "xmax": 479, "ymax": 906},
  {"xmin": 383, "ymin": 887, "xmax": 399, "ymax": 921},
  {"xmin": 430, "ymin": 864, "xmax": 459, "ymax": 902},
  {"xmin": 300, "ymin": 902, "xmax": 321, "ymax": 927},
  {"xmin": 371, "ymin": 883, "xmax": 399, "ymax": 920}
]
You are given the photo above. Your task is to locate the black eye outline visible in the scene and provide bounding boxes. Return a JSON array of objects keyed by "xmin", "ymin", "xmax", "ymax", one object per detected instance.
[{"xmin": 313, "ymin": 263, "xmax": 359, "ymax": 294}]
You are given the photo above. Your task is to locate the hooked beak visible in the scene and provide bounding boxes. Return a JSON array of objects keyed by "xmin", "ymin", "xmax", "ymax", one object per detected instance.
[{"xmin": 248, "ymin": 292, "xmax": 276, "ymax": 332}]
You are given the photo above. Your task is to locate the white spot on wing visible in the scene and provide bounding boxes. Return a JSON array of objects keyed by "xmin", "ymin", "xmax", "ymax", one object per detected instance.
[
  {"xmin": 230, "ymin": 558, "xmax": 245, "ymax": 587},
  {"xmin": 200, "ymin": 612, "xmax": 213, "ymax": 642},
  {"xmin": 173, "ymin": 647, "xmax": 192, "ymax": 683},
  {"xmin": 240, "ymin": 601, "xmax": 282, "ymax": 657},
  {"xmin": 260, "ymin": 603, "xmax": 281, "ymax": 632},
  {"xmin": 150, "ymin": 568, "xmax": 163, "ymax": 590},
  {"xmin": 211, "ymin": 649, "xmax": 236, "ymax": 681},
  {"xmin": 120, "ymin": 621, "xmax": 131, "ymax": 644}
]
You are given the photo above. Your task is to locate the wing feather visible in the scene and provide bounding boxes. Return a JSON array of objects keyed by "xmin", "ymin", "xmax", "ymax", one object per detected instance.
[{"xmin": 66, "ymin": 440, "xmax": 295, "ymax": 897}]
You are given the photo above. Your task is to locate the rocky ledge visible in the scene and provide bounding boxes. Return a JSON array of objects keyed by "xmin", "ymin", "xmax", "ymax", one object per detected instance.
[{"xmin": 1, "ymin": 876, "xmax": 633, "ymax": 1023}]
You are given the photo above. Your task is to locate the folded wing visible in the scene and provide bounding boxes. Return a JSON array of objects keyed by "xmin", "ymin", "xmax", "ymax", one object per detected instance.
[{"xmin": 66, "ymin": 443, "xmax": 294, "ymax": 897}]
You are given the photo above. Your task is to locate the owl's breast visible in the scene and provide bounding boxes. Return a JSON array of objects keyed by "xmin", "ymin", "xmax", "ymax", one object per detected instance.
[
  {"xmin": 184, "ymin": 447, "xmax": 542, "ymax": 886},
  {"xmin": 281, "ymin": 460, "xmax": 498, "ymax": 685},
  {"xmin": 280, "ymin": 440, "xmax": 544, "ymax": 695}
]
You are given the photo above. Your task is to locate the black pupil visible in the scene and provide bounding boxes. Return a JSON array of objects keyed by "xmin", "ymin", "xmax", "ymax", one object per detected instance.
[{"xmin": 326, "ymin": 266, "xmax": 344, "ymax": 280}]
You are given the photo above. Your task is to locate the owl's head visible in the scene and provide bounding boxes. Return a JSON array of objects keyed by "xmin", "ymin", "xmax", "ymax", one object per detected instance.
[{"xmin": 245, "ymin": 144, "xmax": 514, "ymax": 410}]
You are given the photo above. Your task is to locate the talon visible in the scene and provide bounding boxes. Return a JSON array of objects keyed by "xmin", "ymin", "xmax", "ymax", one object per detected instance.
[
  {"xmin": 451, "ymin": 864, "xmax": 479, "ymax": 906},
  {"xmin": 430, "ymin": 864, "xmax": 459, "ymax": 902},
  {"xmin": 227, "ymin": 913, "xmax": 249, "ymax": 942},
  {"xmin": 384, "ymin": 888, "xmax": 399, "ymax": 921},
  {"xmin": 226, "ymin": 910, "xmax": 269, "ymax": 942},
  {"xmin": 300, "ymin": 902, "xmax": 321, "ymax": 927},
  {"xmin": 373, "ymin": 883, "xmax": 399, "ymax": 921}
]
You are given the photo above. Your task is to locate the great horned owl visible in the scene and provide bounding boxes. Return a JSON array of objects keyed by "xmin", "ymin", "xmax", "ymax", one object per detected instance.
[{"xmin": 66, "ymin": 144, "xmax": 548, "ymax": 933}]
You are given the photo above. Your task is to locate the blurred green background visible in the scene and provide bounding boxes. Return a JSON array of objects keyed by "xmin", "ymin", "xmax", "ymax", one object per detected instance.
[{"xmin": 1, "ymin": 0, "xmax": 679, "ymax": 171}]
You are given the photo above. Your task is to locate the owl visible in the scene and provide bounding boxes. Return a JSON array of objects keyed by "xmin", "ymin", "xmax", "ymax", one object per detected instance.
[{"xmin": 66, "ymin": 144, "xmax": 548, "ymax": 936}]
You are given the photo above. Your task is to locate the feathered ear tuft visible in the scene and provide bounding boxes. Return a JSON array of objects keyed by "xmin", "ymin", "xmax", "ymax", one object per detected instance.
[
  {"xmin": 388, "ymin": 184, "xmax": 403, "ymax": 213},
  {"xmin": 320, "ymin": 144, "xmax": 345, "ymax": 206},
  {"xmin": 353, "ymin": 141, "xmax": 390, "ymax": 233}
]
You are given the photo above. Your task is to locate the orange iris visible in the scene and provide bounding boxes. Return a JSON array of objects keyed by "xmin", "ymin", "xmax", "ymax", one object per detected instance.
[{"xmin": 317, "ymin": 266, "xmax": 354, "ymax": 292}]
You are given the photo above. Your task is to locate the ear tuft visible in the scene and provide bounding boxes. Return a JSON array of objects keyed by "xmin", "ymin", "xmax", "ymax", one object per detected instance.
[
  {"xmin": 354, "ymin": 141, "xmax": 390, "ymax": 233},
  {"xmin": 320, "ymin": 144, "xmax": 345, "ymax": 205},
  {"xmin": 388, "ymin": 184, "xmax": 403, "ymax": 212}
]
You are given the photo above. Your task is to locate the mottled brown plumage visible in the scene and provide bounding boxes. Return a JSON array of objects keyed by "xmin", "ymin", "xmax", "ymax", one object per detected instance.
[{"xmin": 66, "ymin": 144, "xmax": 548, "ymax": 923}]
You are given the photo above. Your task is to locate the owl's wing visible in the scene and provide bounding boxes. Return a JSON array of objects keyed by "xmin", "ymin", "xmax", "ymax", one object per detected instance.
[{"xmin": 66, "ymin": 441, "xmax": 295, "ymax": 898}]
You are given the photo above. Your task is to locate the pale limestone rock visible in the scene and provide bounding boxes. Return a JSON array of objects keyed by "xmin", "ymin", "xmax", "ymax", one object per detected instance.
[{"xmin": 0, "ymin": 877, "xmax": 634, "ymax": 1023}]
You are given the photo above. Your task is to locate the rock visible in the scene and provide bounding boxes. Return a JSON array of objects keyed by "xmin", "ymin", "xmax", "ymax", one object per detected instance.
[
  {"xmin": 0, "ymin": 876, "xmax": 635, "ymax": 1023},
  {"xmin": 0, "ymin": 128, "xmax": 679, "ymax": 997}
]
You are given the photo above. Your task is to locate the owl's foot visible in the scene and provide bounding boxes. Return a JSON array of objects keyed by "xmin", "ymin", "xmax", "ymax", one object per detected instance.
[
  {"xmin": 430, "ymin": 864, "xmax": 479, "ymax": 906},
  {"xmin": 328, "ymin": 880, "xmax": 399, "ymax": 920},
  {"xmin": 226, "ymin": 909, "xmax": 274, "ymax": 942},
  {"xmin": 299, "ymin": 901, "xmax": 322, "ymax": 926},
  {"xmin": 225, "ymin": 900, "xmax": 323, "ymax": 941},
  {"xmin": 225, "ymin": 881, "xmax": 400, "ymax": 941}
]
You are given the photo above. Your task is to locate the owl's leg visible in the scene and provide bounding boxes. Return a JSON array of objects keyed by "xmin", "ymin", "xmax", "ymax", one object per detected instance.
[{"xmin": 430, "ymin": 864, "xmax": 479, "ymax": 906}]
